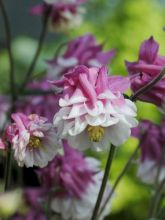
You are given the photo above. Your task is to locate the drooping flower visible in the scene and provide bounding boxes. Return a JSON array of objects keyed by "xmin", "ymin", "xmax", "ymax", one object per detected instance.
[
  {"xmin": 126, "ymin": 36, "xmax": 165, "ymax": 110},
  {"xmin": 53, "ymin": 65, "xmax": 137, "ymax": 150},
  {"xmin": 47, "ymin": 34, "xmax": 116, "ymax": 79},
  {"xmin": 38, "ymin": 140, "xmax": 111, "ymax": 220},
  {"xmin": 132, "ymin": 120, "xmax": 165, "ymax": 184},
  {"xmin": 30, "ymin": 0, "xmax": 87, "ymax": 32},
  {"xmin": 6, "ymin": 113, "xmax": 59, "ymax": 168}
]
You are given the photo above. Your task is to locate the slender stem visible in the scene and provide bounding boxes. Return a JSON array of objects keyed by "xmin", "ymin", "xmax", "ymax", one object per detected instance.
[
  {"xmin": 91, "ymin": 144, "xmax": 116, "ymax": 220},
  {"xmin": 148, "ymin": 177, "xmax": 165, "ymax": 219},
  {"xmin": 154, "ymin": 145, "xmax": 165, "ymax": 188},
  {"xmin": 19, "ymin": 16, "xmax": 48, "ymax": 94},
  {"xmin": 98, "ymin": 145, "xmax": 139, "ymax": 217},
  {"xmin": 148, "ymin": 145, "xmax": 165, "ymax": 219},
  {"xmin": 157, "ymin": 206, "xmax": 165, "ymax": 219},
  {"xmin": 0, "ymin": 0, "xmax": 16, "ymax": 105},
  {"xmin": 0, "ymin": 0, "xmax": 15, "ymax": 191},
  {"xmin": 130, "ymin": 68, "xmax": 165, "ymax": 101},
  {"xmin": 46, "ymin": 191, "xmax": 52, "ymax": 220},
  {"xmin": 4, "ymin": 144, "xmax": 12, "ymax": 191}
]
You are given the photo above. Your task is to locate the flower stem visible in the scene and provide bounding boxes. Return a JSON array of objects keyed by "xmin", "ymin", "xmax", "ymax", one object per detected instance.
[
  {"xmin": 154, "ymin": 145, "xmax": 165, "ymax": 188},
  {"xmin": 148, "ymin": 177, "xmax": 165, "ymax": 219},
  {"xmin": 0, "ymin": 0, "xmax": 16, "ymax": 105},
  {"xmin": 46, "ymin": 191, "xmax": 52, "ymax": 220},
  {"xmin": 91, "ymin": 144, "xmax": 116, "ymax": 220},
  {"xmin": 98, "ymin": 145, "xmax": 139, "ymax": 217},
  {"xmin": 4, "ymin": 143, "xmax": 12, "ymax": 191},
  {"xmin": 0, "ymin": 0, "xmax": 15, "ymax": 191},
  {"xmin": 19, "ymin": 16, "xmax": 49, "ymax": 94},
  {"xmin": 148, "ymin": 145, "xmax": 165, "ymax": 219},
  {"xmin": 130, "ymin": 68, "xmax": 165, "ymax": 101}
]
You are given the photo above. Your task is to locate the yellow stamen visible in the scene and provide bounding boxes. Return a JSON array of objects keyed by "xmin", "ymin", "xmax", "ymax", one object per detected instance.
[
  {"xmin": 87, "ymin": 126, "xmax": 105, "ymax": 142},
  {"xmin": 28, "ymin": 136, "xmax": 41, "ymax": 149}
]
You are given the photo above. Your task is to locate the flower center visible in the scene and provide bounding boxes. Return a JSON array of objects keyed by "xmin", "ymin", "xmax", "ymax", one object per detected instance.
[
  {"xmin": 28, "ymin": 136, "xmax": 41, "ymax": 149},
  {"xmin": 87, "ymin": 126, "xmax": 105, "ymax": 142}
]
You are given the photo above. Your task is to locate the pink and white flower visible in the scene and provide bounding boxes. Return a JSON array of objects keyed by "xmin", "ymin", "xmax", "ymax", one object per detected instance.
[
  {"xmin": 6, "ymin": 113, "xmax": 59, "ymax": 168},
  {"xmin": 47, "ymin": 34, "xmax": 116, "ymax": 79},
  {"xmin": 30, "ymin": 0, "xmax": 87, "ymax": 32},
  {"xmin": 53, "ymin": 65, "xmax": 137, "ymax": 150},
  {"xmin": 38, "ymin": 140, "xmax": 112, "ymax": 220}
]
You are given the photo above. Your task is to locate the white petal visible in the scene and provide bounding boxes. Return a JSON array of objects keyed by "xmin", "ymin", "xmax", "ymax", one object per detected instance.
[
  {"xmin": 53, "ymin": 107, "xmax": 71, "ymax": 125},
  {"xmin": 84, "ymin": 101, "xmax": 104, "ymax": 117},
  {"xmin": 57, "ymin": 57, "xmax": 78, "ymax": 68},
  {"xmin": 65, "ymin": 104, "xmax": 86, "ymax": 119},
  {"xmin": 85, "ymin": 114, "xmax": 106, "ymax": 126},
  {"xmin": 107, "ymin": 121, "xmax": 131, "ymax": 146},
  {"xmin": 68, "ymin": 117, "xmax": 87, "ymax": 136}
]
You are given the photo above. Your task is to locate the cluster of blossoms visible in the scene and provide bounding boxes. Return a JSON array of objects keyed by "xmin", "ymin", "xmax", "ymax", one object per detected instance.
[
  {"xmin": 2, "ymin": 0, "xmax": 165, "ymax": 218},
  {"xmin": 5, "ymin": 142, "xmax": 111, "ymax": 220},
  {"xmin": 38, "ymin": 141, "xmax": 111, "ymax": 220},
  {"xmin": 31, "ymin": 0, "xmax": 87, "ymax": 32},
  {"xmin": 0, "ymin": 40, "xmax": 139, "ymax": 219},
  {"xmin": 0, "ymin": 33, "xmax": 116, "ymax": 125},
  {"xmin": 0, "ymin": 27, "xmax": 138, "ymax": 218}
]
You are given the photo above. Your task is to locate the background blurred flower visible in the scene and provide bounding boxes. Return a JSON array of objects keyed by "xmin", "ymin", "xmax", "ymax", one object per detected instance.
[
  {"xmin": 126, "ymin": 36, "xmax": 165, "ymax": 110},
  {"xmin": 132, "ymin": 120, "xmax": 165, "ymax": 184},
  {"xmin": 39, "ymin": 140, "xmax": 111, "ymax": 220},
  {"xmin": 47, "ymin": 33, "xmax": 116, "ymax": 79},
  {"xmin": 30, "ymin": 0, "xmax": 87, "ymax": 32},
  {"xmin": 53, "ymin": 65, "xmax": 137, "ymax": 150}
]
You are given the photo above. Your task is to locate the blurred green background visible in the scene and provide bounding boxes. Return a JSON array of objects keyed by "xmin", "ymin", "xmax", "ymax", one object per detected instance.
[{"xmin": 1, "ymin": 0, "xmax": 165, "ymax": 219}]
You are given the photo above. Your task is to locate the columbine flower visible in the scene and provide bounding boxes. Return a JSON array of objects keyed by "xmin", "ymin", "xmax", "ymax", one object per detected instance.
[
  {"xmin": 132, "ymin": 120, "xmax": 165, "ymax": 184},
  {"xmin": 30, "ymin": 0, "xmax": 87, "ymax": 32},
  {"xmin": 38, "ymin": 140, "xmax": 111, "ymax": 220},
  {"xmin": 47, "ymin": 34, "xmax": 116, "ymax": 79},
  {"xmin": 53, "ymin": 65, "xmax": 137, "ymax": 150},
  {"xmin": 126, "ymin": 36, "xmax": 165, "ymax": 110},
  {"xmin": 6, "ymin": 113, "xmax": 59, "ymax": 167}
]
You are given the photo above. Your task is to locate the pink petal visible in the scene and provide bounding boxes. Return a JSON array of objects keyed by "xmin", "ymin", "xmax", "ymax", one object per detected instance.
[
  {"xmin": 79, "ymin": 73, "xmax": 97, "ymax": 105},
  {"xmin": 108, "ymin": 76, "xmax": 130, "ymax": 93},
  {"xmin": 139, "ymin": 36, "xmax": 159, "ymax": 63}
]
